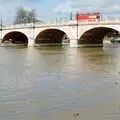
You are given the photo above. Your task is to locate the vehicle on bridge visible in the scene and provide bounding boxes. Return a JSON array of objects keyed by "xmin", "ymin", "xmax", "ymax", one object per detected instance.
[{"xmin": 75, "ymin": 12, "xmax": 100, "ymax": 21}]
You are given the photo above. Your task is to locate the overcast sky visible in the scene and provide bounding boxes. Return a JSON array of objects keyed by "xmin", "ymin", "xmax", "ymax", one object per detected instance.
[{"xmin": 0, "ymin": 0, "xmax": 120, "ymax": 24}]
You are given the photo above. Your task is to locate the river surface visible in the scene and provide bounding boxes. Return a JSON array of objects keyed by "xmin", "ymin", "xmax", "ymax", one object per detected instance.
[{"xmin": 0, "ymin": 44, "xmax": 120, "ymax": 120}]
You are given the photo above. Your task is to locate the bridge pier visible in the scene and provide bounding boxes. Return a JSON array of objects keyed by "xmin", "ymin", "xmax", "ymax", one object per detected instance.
[
  {"xmin": 70, "ymin": 39, "xmax": 78, "ymax": 47},
  {"xmin": 28, "ymin": 39, "xmax": 35, "ymax": 47}
]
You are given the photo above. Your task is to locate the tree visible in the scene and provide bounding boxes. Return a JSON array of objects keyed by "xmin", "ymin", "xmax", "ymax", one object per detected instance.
[
  {"xmin": 14, "ymin": 7, "xmax": 27, "ymax": 24},
  {"xmin": 14, "ymin": 7, "xmax": 38, "ymax": 24},
  {"xmin": 28, "ymin": 9, "xmax": 36, "ymax": 23}
]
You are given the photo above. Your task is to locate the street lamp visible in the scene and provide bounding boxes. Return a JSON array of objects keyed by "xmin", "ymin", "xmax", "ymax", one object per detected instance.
[
  {"xmin": 76, "ymin": 12, "xmax": 79, "ymax": 41},
  {"xmin": 0, "ymin": 17, "xmax": 3, "ymax": 41},
  {"xmin": 33, "ymin": 17, "xmax": 35, "ymax": 29},
  {"xmin": 32, "ymin": 16, "xmax": 35, "ymax": 41},
  {"xmin": 70, "ymin": 11, "xmax": 73, "ymax": 20}
]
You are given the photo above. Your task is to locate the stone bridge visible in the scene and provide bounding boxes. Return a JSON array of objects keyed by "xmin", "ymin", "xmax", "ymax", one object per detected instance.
[{"xmin": 1, "ymin": 20, "xmax": 120, "ymax": 47}]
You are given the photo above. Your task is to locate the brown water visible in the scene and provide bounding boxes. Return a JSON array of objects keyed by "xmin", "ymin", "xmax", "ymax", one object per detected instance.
[{"xmin": 0, "ymin": 44, "xmax": 120, "ymax": 120}]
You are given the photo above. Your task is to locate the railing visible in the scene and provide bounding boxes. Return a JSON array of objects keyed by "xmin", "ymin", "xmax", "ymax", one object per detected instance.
[{"xmin": 2, "ymin": 19, "xmax": 120, "ymax": 29}]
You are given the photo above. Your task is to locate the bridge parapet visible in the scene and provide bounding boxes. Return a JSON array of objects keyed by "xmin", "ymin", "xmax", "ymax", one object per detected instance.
[
  {"xmin": 2, "ymin": 19, "xmax": 120, "ymax": 30},
  {"xmin": 2, "ymin": 20, "xmax": 77, "ymax": 29},
  {"xmin": 3, "ymin": 23, "xmax": 34, "ymax": 29}
]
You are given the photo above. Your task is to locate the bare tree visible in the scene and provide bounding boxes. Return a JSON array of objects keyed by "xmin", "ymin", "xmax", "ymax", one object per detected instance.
[
  {"xmin": 14, "ymin": 7, "xmax": 38, "ymax": 24},
  {"xmin": 28, "ymin": 9, "xmax": 36, "ymax": 23}
]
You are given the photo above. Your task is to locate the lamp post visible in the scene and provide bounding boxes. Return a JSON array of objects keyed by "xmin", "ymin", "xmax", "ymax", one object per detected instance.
[
  {"xmin": 32, "ymin": 16, "xmax": 35, "ymax": 29},
  {"xmin": 70, "ymin": 11, "xmax": 73, "ymax": 20},
  {"xmin": 76, "ymin": 13, "xmax": 79, "ymax": 42},
  {"xmin": 0, "ymin": 17, "xmax": 2, "ymax": 41},
  {"xmin": 32, "ymin": 17, "xmax": 35, "ymax": 44}
]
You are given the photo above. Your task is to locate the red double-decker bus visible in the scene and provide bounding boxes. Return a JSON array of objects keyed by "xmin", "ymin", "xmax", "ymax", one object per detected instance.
[{"xmin": 75, "ymin": 12, "xmax": 100, "ymax": 21}]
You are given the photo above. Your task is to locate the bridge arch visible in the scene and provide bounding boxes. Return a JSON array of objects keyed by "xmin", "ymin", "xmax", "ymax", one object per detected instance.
[
  {"xmin": 2, "ymin": 31, "xmax": 28, "ymax": 45},
  {"xmin": 35, "ymin": 29, "xmax": 69, "ymax": 45},
  {"xmin": 78, "ymin": 27, "xmax": 120, "ymax": 45}
]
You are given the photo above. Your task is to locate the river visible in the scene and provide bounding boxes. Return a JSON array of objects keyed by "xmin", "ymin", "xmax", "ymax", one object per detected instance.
[{"xmin": 0, "ymin": 44, "xmax": 120, "ymax": 120}]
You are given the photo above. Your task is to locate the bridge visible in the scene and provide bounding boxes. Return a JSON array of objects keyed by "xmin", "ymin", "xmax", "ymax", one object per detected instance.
[{"xmin": 1, "ymin": 20, "xmax": 120, "ymax": 47}]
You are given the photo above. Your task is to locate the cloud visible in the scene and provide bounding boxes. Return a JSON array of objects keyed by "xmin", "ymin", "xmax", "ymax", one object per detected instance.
[
  {"xmin": 54, "ymin": 0, "xmax": 72, "ymax": 13},
  {"xmin": 112, "ymin": 4, "xmax": 120, "ymax": 11},
  {"xmin": 54, "ymin": 0, "xmax": 120, "ymax": 15},
  {"xmin": 0, "ymin": 0, "xmax": 41, "ymax": 24}
]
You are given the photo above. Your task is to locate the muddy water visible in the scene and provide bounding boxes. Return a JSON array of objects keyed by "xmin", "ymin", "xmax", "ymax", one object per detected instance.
[{"xmin": 0, "ymin": 45, "xmax": 120, "ymax": 120}]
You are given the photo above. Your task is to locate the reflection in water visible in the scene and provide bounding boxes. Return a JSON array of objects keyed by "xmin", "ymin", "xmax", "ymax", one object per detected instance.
[{"xmin": 0, "ymin": 45, "xmax": 120, "ymax": 120}]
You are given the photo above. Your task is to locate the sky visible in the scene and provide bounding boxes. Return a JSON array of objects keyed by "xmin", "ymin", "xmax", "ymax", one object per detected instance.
[{"xmin": 0, "ymin": 0, "xmax": 120, "ymax": 24}]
